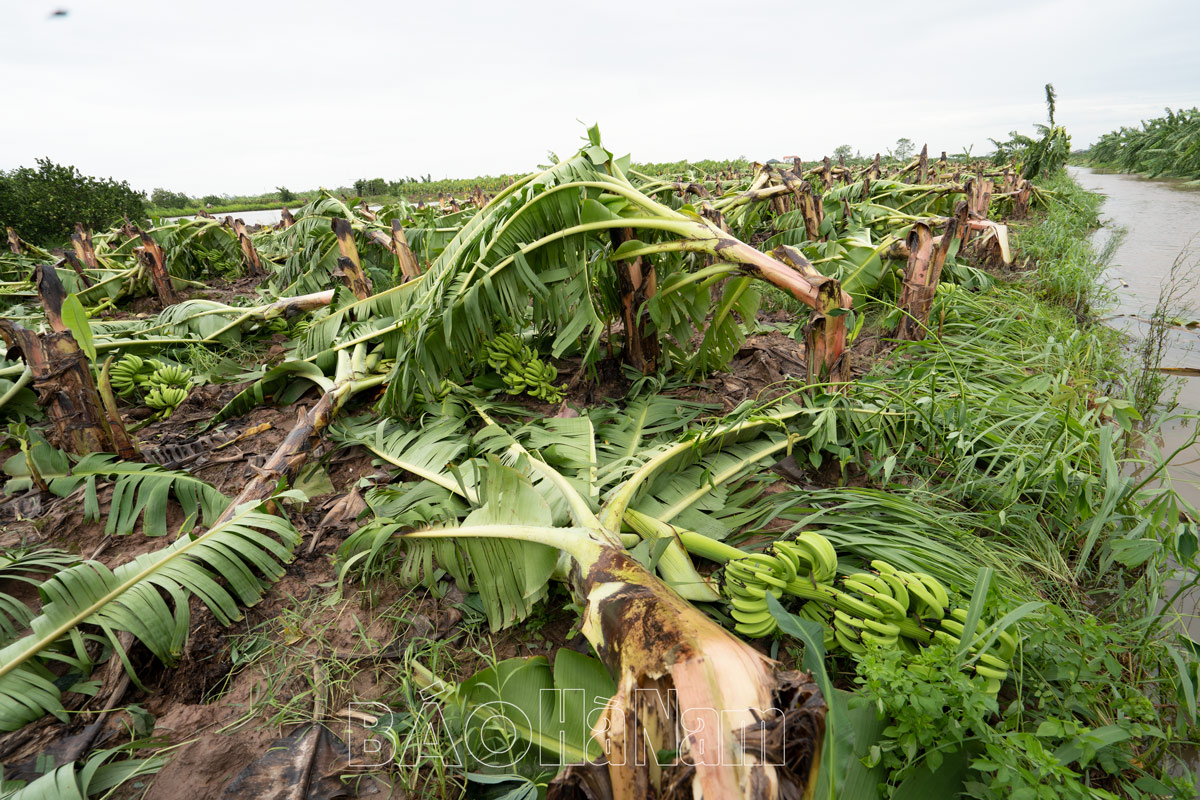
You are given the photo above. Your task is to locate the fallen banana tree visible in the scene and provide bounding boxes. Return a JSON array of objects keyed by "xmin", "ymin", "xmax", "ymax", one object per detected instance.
[
  {"xmin": 287, "ymin": 127, "xmax": 858, "ymax": 414},
  {"xmin": 326, "ymin": 396, "xmax": 873, "ymax": 797},
  {"xmin": 401, "ymin": 453, "xmax": 825, "ymax": 800}
]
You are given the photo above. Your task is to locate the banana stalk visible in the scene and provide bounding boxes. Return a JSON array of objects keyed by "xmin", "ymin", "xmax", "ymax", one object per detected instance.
[{"xmin": 403, "ymin": 454, "xmax": 825, "ymax": 800}]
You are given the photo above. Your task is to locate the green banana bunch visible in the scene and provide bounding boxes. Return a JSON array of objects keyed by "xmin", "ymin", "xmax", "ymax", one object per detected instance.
[
  {"xmin": 720, "ymin": 531, "xmax": 1017, "ymax": 692},
  {"xmin": 108, "ymin": 354, "xmax": 156, "ymax": 397},
  {"xmin": 150, "ymin": 364, "xmax": 193, "ymax": 389},
  {"xmin": 144, "ymin": 386, "xmax": 188, "ymax": 417},
  {"xmin": 414, "ymin": 379, "xmax": 452, "ymax": 404},
  {"xmin": 723, "ymin": 532, "xmax": 839, "ymax": 637},
  {"xmin": 485, "ymin": 332, "xmax": 564, "ymax": 403},
  {"xmin": 486, "ymin": 332, "xmax": 525, "ymax": 371}
]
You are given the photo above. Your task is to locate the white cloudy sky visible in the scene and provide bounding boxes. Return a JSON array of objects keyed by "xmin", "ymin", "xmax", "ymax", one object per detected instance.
[{"xmin": 1, "ymin": 0, "xmax": 1196, "ymax": 196}]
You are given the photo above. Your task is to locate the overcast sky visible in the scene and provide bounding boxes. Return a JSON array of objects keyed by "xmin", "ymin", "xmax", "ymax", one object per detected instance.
[{"xmin": 2, "ymin": 0, "xmax": 1196, "ymax": 197}]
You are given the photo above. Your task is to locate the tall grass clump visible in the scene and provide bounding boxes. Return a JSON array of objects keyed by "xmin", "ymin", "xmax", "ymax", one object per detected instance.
[
  {"xmin": 763, "ymin": 260, "xmax": 1200, "ymax": 795},
  {"xmin": 1010, "ymin": 171, "xmax": 1118, "ymax": 316},
  {"xmin": 1130, "ymin": 246, "xmax": 1200, "ymax": 418}
]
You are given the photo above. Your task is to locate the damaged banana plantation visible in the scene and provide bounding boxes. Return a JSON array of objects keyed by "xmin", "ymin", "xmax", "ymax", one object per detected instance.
[{"xmin": 0, "ymin": 124, "xmax": 1197, "ymax": 800}]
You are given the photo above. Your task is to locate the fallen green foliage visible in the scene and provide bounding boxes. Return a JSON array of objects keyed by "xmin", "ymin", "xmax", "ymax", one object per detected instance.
[{"xmin": 0, "ymin": 126, "xmax": 1196, "ymax": 799}]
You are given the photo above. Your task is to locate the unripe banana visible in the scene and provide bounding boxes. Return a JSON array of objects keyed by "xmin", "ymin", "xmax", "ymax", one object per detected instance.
[
  {"xmin": 833, "ymin": 626, "xmax": 866, "ymax": 655},
  {"xmin": 145, "ymin": 386, "xmax": 187, "ymax": 415},
  {"xmin": 916, "ymin": 572, "xmax": 950, "ymax": 609},
  {"xmin": 842, "ymin": 575, "xmax": 908, "ymax": 620},
  {"xmin": 972, "ymin": 663, "xmax": 1009, "ymax": 681},
  {"xmin": 718, "ymin": 538, "xmax": 1016, "ymax": 691},
  {"xmin": 901, "ymin": 572, "xmax": 945, "ymax": 619}
]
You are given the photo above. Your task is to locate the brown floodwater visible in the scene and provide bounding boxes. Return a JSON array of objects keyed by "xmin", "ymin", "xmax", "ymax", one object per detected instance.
[{"xmin": 1070, "ymin": 166, "xmax": 1200, "ymax": 641}]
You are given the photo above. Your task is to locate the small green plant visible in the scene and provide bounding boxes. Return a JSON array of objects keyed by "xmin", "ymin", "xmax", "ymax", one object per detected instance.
[
  {"xmin": 1130, "ymin": 247, "xmax": 1198, "ymax": 419},
  {"xmin": 856, "ymin": 642, "xmax": 998, "ymax": 781}
]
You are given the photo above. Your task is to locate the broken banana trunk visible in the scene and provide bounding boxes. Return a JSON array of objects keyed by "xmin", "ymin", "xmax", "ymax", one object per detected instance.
[
  {"xmin": 0, "ymin": 266, "xmax": 134, "ymax": 457},
  {"xmin": 403, "ymin": 501, "xmax": 827, "ymax": 800},
  {"xmin": 232, "ymin": 218, "xmax": 266, "ymax": 278},
  {"xmin": 553, "ymin": 545, "xmax": 826, "ymax": 800},
  {"xmin": 0, "ymin": 321, "xmax": 128, "ymax": 456},
  {"xmin": 391, "ymin": 219, "xmax": 422, "ymax": 282},
  {"xmin": 611, "ymin": 227, "xmax": 660, "ymax": 374},
  {"xmin": 768, "ymin": 245, "xmax": 849, "ymax": 384},
  {"xmin": 136, "ymin": 229, "xmax": 179, "ymax": 307},
  {"xmin": 71, "ymin": 223, "xmax": 98, "ymax": 270},
  {"xmin": 331, "ymin": 217, "xmax": 373, "ymax": 299},
  {"xmin": 896, "ymin": 201, "xmax": 964, "ymax": 341}
]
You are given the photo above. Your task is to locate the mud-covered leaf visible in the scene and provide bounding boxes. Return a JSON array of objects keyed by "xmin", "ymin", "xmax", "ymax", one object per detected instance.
[{"xmin": 219, "ymin": 724, "xmax": 377, "ymax": 800}]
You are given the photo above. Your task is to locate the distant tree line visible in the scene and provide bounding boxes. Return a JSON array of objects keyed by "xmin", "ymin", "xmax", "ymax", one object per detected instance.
[
  {"xmin": 0, "ymin": 158, "xmax": 145, "ymax": 244},
  {"xmin": 350, "ymin": 174, "xmax": 517, "ymax": 202}
]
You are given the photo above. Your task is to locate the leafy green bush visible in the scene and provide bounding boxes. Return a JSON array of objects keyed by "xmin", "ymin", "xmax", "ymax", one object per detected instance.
[
  {"xmin": 150, "ymin": 187, "xmax": 191, "ymax": 208},
  {"xmin": 0, "ymin": 158, "xmax": 145, "ymax": 244}
]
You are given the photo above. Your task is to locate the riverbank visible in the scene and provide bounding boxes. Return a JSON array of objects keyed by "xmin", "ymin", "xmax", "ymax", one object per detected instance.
[{"xmin": 836, "ymin": 171, "xmax": 1199, "ymax": 796}]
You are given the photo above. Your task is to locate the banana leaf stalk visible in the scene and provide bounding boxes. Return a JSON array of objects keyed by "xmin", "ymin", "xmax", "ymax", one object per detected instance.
[
  {"xmin": 0, "ymin": 366, "xmax": 32, "ymax": 413},
  {"xmin": 219, "ymin": 343, "xmax": 386, "ymax": 516}
]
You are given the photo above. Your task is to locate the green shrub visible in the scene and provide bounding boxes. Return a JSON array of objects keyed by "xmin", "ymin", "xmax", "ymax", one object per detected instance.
[
  {"xmin": 150, "ymin": 187, "xmax": 191, "ymax": 209},
  {"xmin": 0, "ymin": 158, "xmax": 145, "ymax": 245}
]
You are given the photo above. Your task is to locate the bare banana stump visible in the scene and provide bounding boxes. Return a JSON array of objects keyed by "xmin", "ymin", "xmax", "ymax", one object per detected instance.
[
  {"xmin": 331, "ymin": 218, "xmax": 373, "ymax": 299},
  {"xmin": 135, "ymin": 229, "xmax": 179, "ymax": 307},
  {"xmin": 896, "ymin": 206, "xmax": 963, "ymax": 341},
  {"xmin": 610, "ymin": 227, "xmax": 660, "ymax": 374},
  {"xmin": 232, "ymin": 218, "xmax": 266, "ymax": 278},
  {"xmin": 391, "ymin": 219, "xmax": 422, "ymax": 282},
  {"xmin": 0, "ymin": 265, "xmax": 134, "ymax": 456}
]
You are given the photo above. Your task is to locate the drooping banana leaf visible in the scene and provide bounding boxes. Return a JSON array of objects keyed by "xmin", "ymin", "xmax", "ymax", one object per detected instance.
[
  {"xmin": 46, "ymin": 454, "xmax": 231, "ymax": 537},
  {"xmin": 445, "ymin": 649, "xmax": 616, "ymax": 769},
  {"xmin": 0, "ymin": 498, "xmax": 300, "ymax": 731},
  {"xmin": 0, "ymin": 547, "xmax": 76, "ymax": 648}
]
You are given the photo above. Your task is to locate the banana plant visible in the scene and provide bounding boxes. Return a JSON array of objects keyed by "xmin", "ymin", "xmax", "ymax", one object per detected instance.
[
  {"xmin": 334, "ymin": 396, "xmax": 828, "ymax": 798},
  {"xmin": 403, "ymin": 461, "xmax": 818, "ymax": 799},
  {"xmin": 282, "ymin": 126, "xmax": 849, "ymax": 415}
]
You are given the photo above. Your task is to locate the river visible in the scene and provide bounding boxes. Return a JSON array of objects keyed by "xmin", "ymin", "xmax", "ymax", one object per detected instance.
[{"xmin": 1070, "ymin": 166, "xmax": 1200, "ymax": 644}]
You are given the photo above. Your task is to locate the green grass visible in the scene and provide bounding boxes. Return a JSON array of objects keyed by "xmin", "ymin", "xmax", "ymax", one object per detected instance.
[
  {"xmin": 1010, "ymin": 171, "xmax": 1117, "ymax": 316},
  {"xmin": 750, "ymin": 171, "xmax": 1200, "ymax": 796}
]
